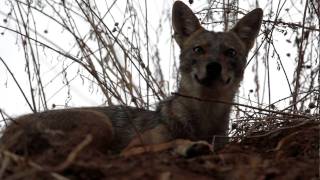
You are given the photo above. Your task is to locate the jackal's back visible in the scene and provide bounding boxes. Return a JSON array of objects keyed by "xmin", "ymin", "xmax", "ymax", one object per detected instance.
[{"xmin": 1, "ymin": 106, "xmax": 161, "ymax": 157}]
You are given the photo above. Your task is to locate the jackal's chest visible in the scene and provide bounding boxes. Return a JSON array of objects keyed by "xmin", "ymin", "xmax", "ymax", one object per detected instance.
[{"xmin": 191, "ymin": 103, "xmax": 230, "ymax": 140}]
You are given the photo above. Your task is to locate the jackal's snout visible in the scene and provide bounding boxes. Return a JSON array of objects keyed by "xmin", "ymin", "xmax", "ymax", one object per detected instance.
[
  {"xmin": 195, "ymin": 62, "xmax": 223, "ymax": 86},
  {"xmin": 206, "ymin": 62, "xmax": 222, "ymax": 80}
]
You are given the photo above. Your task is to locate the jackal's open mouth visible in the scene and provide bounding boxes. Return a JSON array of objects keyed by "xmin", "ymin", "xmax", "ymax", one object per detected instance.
[
  {"xmin": 194, "ymin": 74, "xmax": 215, "ymax": 86},
  {"xmin": 195, "ymin": 75, "xmax": 232, "ymax": 86}
]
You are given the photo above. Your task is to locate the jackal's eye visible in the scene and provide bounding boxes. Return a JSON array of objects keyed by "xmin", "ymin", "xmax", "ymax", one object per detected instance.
[
  {"xmin": 224, "ymin": 48, "xmax": 237, "ymax": 57},
  {"xmin": 193, "ymin": 46, "xmax": 205, "ymax": 54}
]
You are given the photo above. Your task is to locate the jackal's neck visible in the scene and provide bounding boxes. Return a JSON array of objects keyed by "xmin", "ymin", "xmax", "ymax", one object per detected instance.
[{"xmin": 159, "ymin": 87, "xmax": 236, "ymax": 141}]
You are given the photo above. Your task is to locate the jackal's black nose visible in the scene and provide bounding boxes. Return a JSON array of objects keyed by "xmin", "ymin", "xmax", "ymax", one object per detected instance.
[{"xmin": 206, "ymin": 62, "xmax": 222, "ymax": 79}]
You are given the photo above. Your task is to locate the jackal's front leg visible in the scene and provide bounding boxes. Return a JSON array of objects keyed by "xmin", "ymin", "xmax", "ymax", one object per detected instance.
[{"xmin": 121, "ymin": 125, "xmax": 213, "ymax": 157}]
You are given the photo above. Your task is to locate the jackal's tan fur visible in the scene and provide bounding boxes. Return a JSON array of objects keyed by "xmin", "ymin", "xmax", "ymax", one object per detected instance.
[{"xmin": 0, "ymin": 1, "xmax": 263, "ymax": 157}]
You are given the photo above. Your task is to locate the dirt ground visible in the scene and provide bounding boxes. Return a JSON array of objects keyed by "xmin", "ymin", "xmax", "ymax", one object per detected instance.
[{"xmin": 1, "ymin": 120, "xmax": 319, "ymax": 180}]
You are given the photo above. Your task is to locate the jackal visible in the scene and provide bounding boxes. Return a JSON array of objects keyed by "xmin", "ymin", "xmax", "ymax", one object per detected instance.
[{"xmin": 0, "ymin": 1, "xmax": 263, "ymax": 158}]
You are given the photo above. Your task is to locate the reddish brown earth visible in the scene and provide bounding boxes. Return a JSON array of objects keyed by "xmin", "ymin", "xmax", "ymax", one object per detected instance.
[{"xmin": 1, "ymin": 120, "xmax": 319, "ymax": 180}]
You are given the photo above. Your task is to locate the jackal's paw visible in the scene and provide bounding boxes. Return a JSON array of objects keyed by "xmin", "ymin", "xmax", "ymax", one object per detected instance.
[{"xmin": 175, "ymin": 140, "xmax": 213, "ymax": 158}]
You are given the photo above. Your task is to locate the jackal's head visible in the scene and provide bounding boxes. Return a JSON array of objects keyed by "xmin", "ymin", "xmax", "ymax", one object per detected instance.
[{"xmin": 172, "ymin": 1, "xmax": 263, "ymax": 99}]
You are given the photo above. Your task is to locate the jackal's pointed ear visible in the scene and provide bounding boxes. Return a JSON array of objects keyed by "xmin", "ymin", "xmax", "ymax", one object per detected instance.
[
  {"xmin": 172, "ymin": 1, "xmax": 203, "ymax": 47},
  {"xmin": 231, "ymin": 8, "xmax": 263, "ymax": 51}
]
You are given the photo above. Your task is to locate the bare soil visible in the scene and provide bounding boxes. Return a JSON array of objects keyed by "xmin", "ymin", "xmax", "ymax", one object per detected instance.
[{"xmin": 1, "ymin": 120, "xmax": 319, "ymax": 180}]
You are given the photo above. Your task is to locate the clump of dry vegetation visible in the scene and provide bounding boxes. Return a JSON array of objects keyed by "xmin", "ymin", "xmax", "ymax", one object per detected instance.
[{"xmin": 0, "ymin": 0, "xmax": 319, "ymax": 179}]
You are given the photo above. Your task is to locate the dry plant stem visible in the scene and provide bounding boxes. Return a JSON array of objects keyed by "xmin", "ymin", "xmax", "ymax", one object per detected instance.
[
  {"xmin": 9, "ymin": 0, "xmax": 75, "ymax": 52},
  {"xmin": 265, "ymin": 0, "xmax": 286, "ymax": 112},
  {"xmin": 268, "ymin": 89, "xmax": 316, "ymax": 109},
  {"xmin": 247, "ymin": 120, "xmax": 319, "ymax": 139},
  {"xmin": 57, "ymin": 3, "xmax": 124, "ymax": 104},
  {"xmin": 280, "ymin": 90, "xmax": 315, "ymax": 112},
  {"xmin": 201, "ymin": 19, "xmax": 320, "ymax": 32},
  {"xmin": 222, "ymin": 0, "xmax": 229, "ymax": 31},
  {"xmin": 74, "ymin": 3, "xmax": 143, "ymax": 104},
  {"xmin": 9, "ymin": 0, "xmax": 128, "ymax": 106},
  {"xmin": 269, "ymin": 42, "xmax": 292, "ymax": 94},
  {"xmin": 145, "ymin": 0, "xmax": 150, "ymax": 108},
  {"xmin": 75, "ymin": 2, "xmax": 140, "ymax": 104},
  {"xmin": 0, "ymin": 57, "xmax": 35, "ymax": 112},
  {"xmin": 310, "ymin": 1, "xmax": 320, "ymax": 19},
  {"xmin": 292, "ymin": 0, "xmax": 309, "ymax": 111},
  {"xmin": 0, "ymin": 135, "xmax": 92, "ymax": 179},
  {"xmin": 0, "ymin": 151, "xmax": 69, "ymax": 180},
  {"xmin": 77, "ymin": 0, "xmax": 165, "ymax": 100},
  {"xmin": 0, "ymin": 24, "xmax": 123, "ymax": 104},
  {"xmin": 0, "ymin": 109, "xmax": 16, "ymax": 127},
  {"xmin": 263, "ymin": 19, "xmax": 320, "ymax": 32},
  {"xmin": 13, "ymin": 1, "xmax": 48, "ymax": 111},
  {"xmin": 12, "ymin": 1, "xmax": 37, "ymax": 112},
  {"xmin": 0, "ymin": 110, "xmax": 8, "ymax": 127},
  {"xmin": 59, "ymin": 5, "xmax": 125, "ymax": 105},
  {"xmin": 48, "ymin": 134, "xmax": 93, "ymax": 172},
  {"xmin": 172, "ymin": 92, "xmax": 311, "ymax": 119},
  {"xmin": 16, "ymin": 1, "xmax": 48, "ymax": 110}
]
